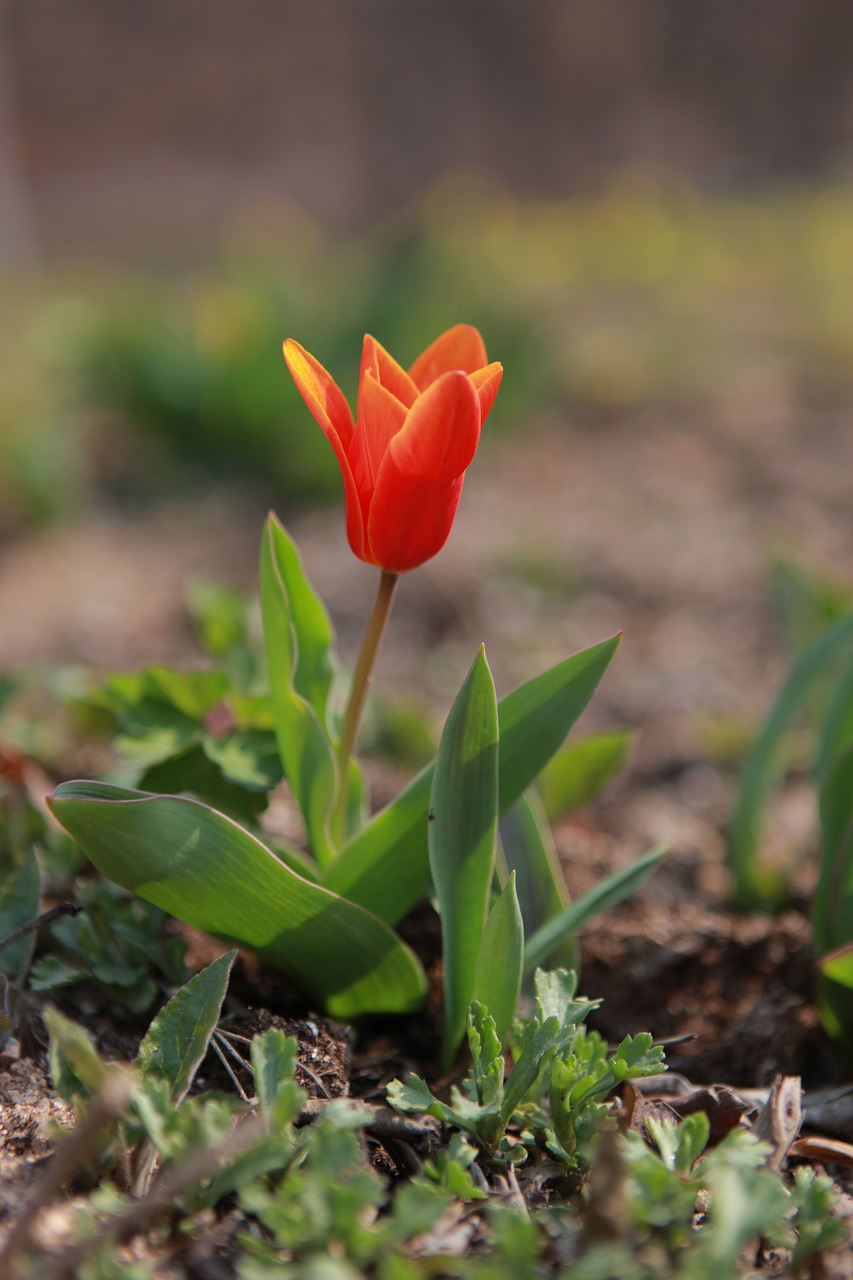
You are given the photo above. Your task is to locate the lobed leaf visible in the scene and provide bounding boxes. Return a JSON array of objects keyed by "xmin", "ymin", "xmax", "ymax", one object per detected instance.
[{"xmin": 0, "ymin": 850, "xmax": 40, "ymax": 976}]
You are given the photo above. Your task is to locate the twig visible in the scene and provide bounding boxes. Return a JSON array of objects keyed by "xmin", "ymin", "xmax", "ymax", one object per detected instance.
[{"xmin": 0, "ymin": 903, "xmax": 81, "ymax": 955}]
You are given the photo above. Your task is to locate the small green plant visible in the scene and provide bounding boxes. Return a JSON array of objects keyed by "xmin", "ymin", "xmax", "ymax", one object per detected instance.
[
  {"xmin": 389, "ymin": 968, "xmax": 665, "ymax": 1167},
  {"xmin": 48, "ymin": 327, "xmax": 663, "ymax": 1067}
]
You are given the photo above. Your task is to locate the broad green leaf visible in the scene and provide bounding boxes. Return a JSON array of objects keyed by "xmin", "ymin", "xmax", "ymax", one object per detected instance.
[
  {"xmin": 537, "ymin": 730, "xmax": 632, "ymax": 820},
  {"xmin": 202, "ymin": 729, "xmax": 283, "ymax": 791},
  {"xmin": 137, "ymin": 951, "xmax": 236, "ymax": 1103},
  {"xmin": 260, "ymin": 514, "xmax": 339, "ymax": 865},
  {"xmin": 813, "ymin": 745, "xmax": 853, "ymax": 952},
  {"xmin": 48, "ymin": 781, "xmax": 427, "ymax": 1019},
  {"xmin": 324, "ymin": 634, "xmax": 621, "ymax": 925},
  {"xmin": 473, "ymin": 872, "xmax": 523, "ymax": 1045},
  {"xmin": 729, "ymin": 610, "xmax": 853, "ymax": 910},
  {"xmin": 429, "ymin": 648, "xmax": 499, "ymax": 1067},
  {"xmin": 499, "ymin": 790, "xmax": 575, "ymax": 974},
  {"xmin": 139, "ymin": 744, "xmax": 268, "ymax": 822},
  {"xmin": 523, "ymin": 847, "xmax": 665, "ymax": 973},
  {"xmin": 0, "ymin": 851, "xmax": 40, "ymax": 975}
]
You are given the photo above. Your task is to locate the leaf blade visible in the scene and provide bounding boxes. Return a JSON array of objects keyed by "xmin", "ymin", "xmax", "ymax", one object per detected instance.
[{"xmin": 48, "ymin": 781, "xmax": 426, "ymax": 1018}]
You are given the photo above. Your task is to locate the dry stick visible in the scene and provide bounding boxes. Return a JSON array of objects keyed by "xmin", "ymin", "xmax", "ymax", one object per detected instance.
[
  {"xmin": 20, "ymin": 1110, "xmax": 270, "ymax": 1280},
  {"xmin": 0, "ymin": 904, "xmax": 81, "ymax": 955}
]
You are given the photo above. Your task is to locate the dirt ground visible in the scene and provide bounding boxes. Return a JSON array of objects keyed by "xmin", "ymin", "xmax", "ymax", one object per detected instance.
[
  {"xmin": 3, "ymin": 392, "xmax": 853, "ymax": 1268},
  {"xmin": 2, "ymin": 393, "xmax": 853, "ymax": 1074}
]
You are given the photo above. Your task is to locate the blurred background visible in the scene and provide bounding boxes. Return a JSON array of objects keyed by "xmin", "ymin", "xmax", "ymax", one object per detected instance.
[{"xmin": 2, "ymin": 0, "xmax": 853, "ymax": 797}]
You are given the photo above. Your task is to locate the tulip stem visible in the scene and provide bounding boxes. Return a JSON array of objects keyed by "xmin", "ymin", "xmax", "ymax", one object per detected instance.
[{"xmin": 335, "ymin": 569, "xmax": 399, "ymax": 842}]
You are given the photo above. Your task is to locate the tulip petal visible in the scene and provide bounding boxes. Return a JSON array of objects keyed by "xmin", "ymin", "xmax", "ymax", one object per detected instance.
[
  {"xmin": 283, "ymin": 339, "xmax": 366, "ymax": 560},
  {"xmin": 366, "ymin": 371, "xmax": 481, "ymax": 572},
  {"xmin": 409, "ymin": 324, "xmax": 489, "ymax": 390},
  {"xmin": 351, "ymin": 370, "xmax": 408, "ymax": 495},
  {"xmin": 360, "ymin": 335, "xmax": 418, "ymax": 409},
  {"xmin": 470, "ymin": 361, "xmax": 503, "ymax": 426}
]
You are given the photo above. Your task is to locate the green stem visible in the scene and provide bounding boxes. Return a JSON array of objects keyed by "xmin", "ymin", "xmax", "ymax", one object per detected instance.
[{"xmin": 334, "ymin": 570, "xmax": 399, "ymax": 842}]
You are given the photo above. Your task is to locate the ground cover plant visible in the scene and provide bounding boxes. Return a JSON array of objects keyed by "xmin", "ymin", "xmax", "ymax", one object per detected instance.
[{"xmin": 0, "ymin": 315, "xmax": 851, "ymax": 1276}]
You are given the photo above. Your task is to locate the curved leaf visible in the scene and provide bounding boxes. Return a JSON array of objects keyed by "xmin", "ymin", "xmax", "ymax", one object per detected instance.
[
  {"xmin": 260, "ymin": 514, "xmax": 339, "ymax": 866},
  {"xmin": 324, "ymin": 634, "xmax": 621, "ymax": 924},
  {"xmin": 523, "ymin": 846, "xmax": 665, "ymax": 973},
  {"xmin": 473, "ymin": 872, "xmax": 523, "ymax": 1046},
  {"xmin": 48, "ymin": 781, "xmax": 426, "ymax": 1019},
  {"xmin": 728, "ymin": 611, "xmax": 853, "ymax": 909}
]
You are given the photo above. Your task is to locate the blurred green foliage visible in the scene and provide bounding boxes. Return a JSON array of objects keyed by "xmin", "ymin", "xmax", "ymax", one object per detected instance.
[{"xmin": 4, "ymin": 179, "xmax": 853, "ymax": 532}]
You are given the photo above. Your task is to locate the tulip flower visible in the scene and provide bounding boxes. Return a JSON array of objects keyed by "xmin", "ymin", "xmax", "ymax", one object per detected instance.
[{"xmin": 283, "ymin": 325, "xmax": 502, "ymax": 574}]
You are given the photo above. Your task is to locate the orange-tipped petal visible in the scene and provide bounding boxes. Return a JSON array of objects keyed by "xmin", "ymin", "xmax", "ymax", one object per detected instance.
[
  {"xmin": 351, "ymin": 370, "xmax": 408, "ymax": 494},
  {"xmin": 282, "ymin": 338, "xmax": 366, "ymax": 560},
  {"xmin": 470, "ymin": 362, "xmax": 503, "ymax": 425},
  {"xmin": 408, "ymin": 324, "xmax": 489, "ymax": 390},
  {"xmin": 360, "ymin": 335, "xmax": 418, "ymax": 409},
  {"xmin": 366, "ymin": 371, "xmax": 480, "ymax": 572}
]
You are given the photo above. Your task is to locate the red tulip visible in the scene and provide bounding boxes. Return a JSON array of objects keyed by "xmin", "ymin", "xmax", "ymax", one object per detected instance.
[{"xmin": 283, "ymin": 325, "xmax": 502, "ymax": 573}]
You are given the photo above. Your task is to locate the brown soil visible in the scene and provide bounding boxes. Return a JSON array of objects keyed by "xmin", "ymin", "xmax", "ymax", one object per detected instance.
[{"xmin": 2, "ymin": 396, "xmax": 853, "ymax": 1267}]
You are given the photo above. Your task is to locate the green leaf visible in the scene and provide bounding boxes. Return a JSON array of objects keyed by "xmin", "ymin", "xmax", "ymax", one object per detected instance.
[
  {"xmin": 251, "ymin": 1028, "xmax": 300, "ymax": 1122},
  {"xmin": 44, "ymin": 1004, "xmax": 108, "ymax": 1101},
  {"xmin": 499, "ymin": 789, "xmax": 575, "ymax": 973},
  {"xmin": 259, "ymin": 513, "xmax": 339, "ymax": 866},
  {"xmin": 139, "ymin": 744, "xmax": 268, "ymax": 822},
  {"xmin": 0, "ymin": 850, "xmax": 40, "ymax": 975},
  {"xmin": 48, "ymin": 781, "xmax": 427, "ymax": 1019},
  {"xmin": 429, "ymin": 647, "xmax": 499, "ymax": 1068},
  {"xmin": 137, "ymin": 951, "xmax": 236, "ymax": 1103},
  {"xmin": 815, "ymin": 650, "xmax": 853, "ymax": 781},
  {"xmin": 523, "ymin": 846, "xmax": 665, "ymax": 973},
  {"xmin": 324, "ymin": 634, "xmax": 621, "ymax": 924},
  {"xmin": 728, "ymin": 610, "xmax": 853, "ymax": 909},
  {"xmin": 537, "ymin": 730, "xmax": 632, "ymax": 820},
  {"xmin": 473, "ymin": 872, "xmax": 523, "ymax": 1045},
  {"xmin": 201, "ymin": 729, "xmax": 283, "ymax": 791},
  {"xmin": 813, "ymin": 743, "xmax": 853, "ymax": 952},
  {"xmin": 468, "ymin": 1001, "xmax": 505, "ymax": 1111}
]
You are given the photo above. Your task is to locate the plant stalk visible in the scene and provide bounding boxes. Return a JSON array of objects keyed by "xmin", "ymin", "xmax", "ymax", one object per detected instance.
[{"xmin": 334, "ymin": 569, "xmax": 398, "ymax": 840}]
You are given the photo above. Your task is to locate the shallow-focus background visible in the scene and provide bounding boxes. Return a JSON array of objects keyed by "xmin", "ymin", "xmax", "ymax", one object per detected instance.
[{"xmin": 2, "ymin": 0, "xmax": 853, "ymax": 816}]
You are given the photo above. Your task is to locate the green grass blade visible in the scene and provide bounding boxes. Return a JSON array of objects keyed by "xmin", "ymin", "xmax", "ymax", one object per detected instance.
[
  {"xmin": 429, "ymin": 647, "xmax": 498, "ymax": 1068},
  {"xmin": 260, "ymin": 514, "xmax": 339, "ymax": 866},
  {"xmin": 728, "ymin": 611, "xmax": 853, "ymax": 909},
  {"xmin": 323, "ymin": 634, "xmax": 621, "ymax": 925},
  {"xmin": 48, "ymin": 781, "xmax": 426, "ymax": 1019},
  {"xmin": 473, "ymin": 871, "xmax": 523, "ymax": 1046},
  {"xmin": 523, "ymin": 846, "xmax": 665, "ymax": 973},
  {"xmin": 813, "ymin": 743, "xmax": 853, "ymax": 953}
]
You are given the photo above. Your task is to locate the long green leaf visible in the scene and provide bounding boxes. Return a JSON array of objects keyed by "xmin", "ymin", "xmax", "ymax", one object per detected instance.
[
  {"xmin": 48, "ymin": 781, "xmax": 426, "ymax": 1019},
  {"xmin": 138, "ymin": 951, "xmax": 236, "ymax": 1103},
  {"xmin": 537, "ymin": 729, "xmax": 632, "ymax": 820},
  {"xmin": 813, "ymin": 744, "xmax": 853, "ymax": 953},
  {"xmin": 323, "ymin": 634, "xmax": 621, "ymax": 925},
  {"xmin": 523, "ymin": 846, "xmax": 665, "ymax": 973},
  {"xmin": 499, "ymin": 789, "xmax": 575, "ymax": 974},
  {"xmin": 429, "ymin": 648, "xmax": 498, "ymax": 1067},
  {"xmin": 473, "ymin": 872, "xmax": 523, "ymax": 1046},
  {"xmin": 729, "ymin": 610, "xmax": 853, "ymax": 909},
  {"xmin": 260, "ymin": 514, "xmax": 339, "ymax": 866}
]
